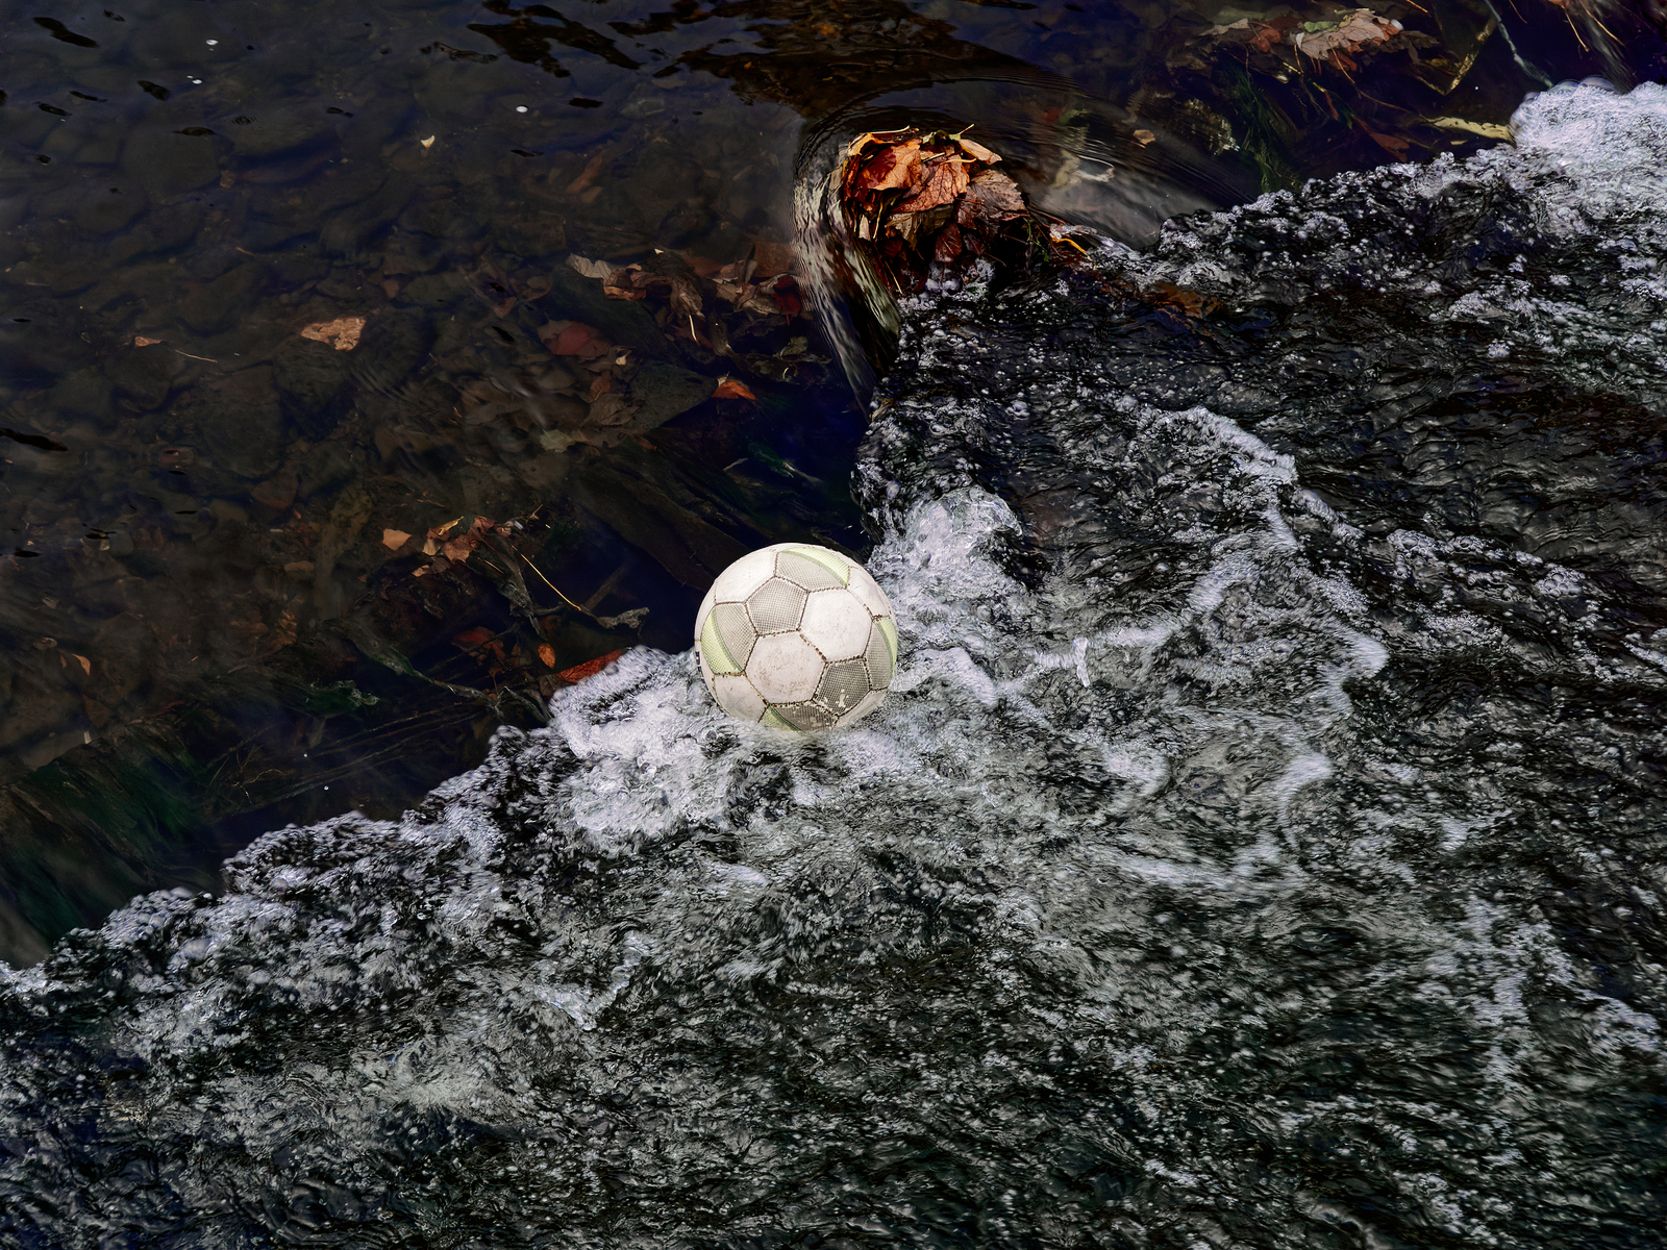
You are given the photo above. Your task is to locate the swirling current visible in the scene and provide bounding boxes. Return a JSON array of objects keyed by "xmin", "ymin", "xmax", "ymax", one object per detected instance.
[{"xmin": 2, "ymin": 81, "xmax": 1665, "ymax": 1248}]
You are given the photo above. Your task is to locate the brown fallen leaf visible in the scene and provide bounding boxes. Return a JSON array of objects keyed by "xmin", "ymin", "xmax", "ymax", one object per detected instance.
[
  {"xmin": 539, "ymin": 320, "xmax": 611, "ymax": 359},
  {"xmin": 1133, "ymin": 128, "xmax": 1157, "ymax": 147},
  {"xmin": 934, "ymin": 223, "xmax": 965, "ymax": 265},
  {"xmin": 441, "ymin": 516, "xmax": 495, "ymax": 563},
  {"xmin": 750, "ymin": 239, "xmax": 796, "ymax": 276},
  {"xmin": 538, "ymin": 642, "xmax": 557, "ymax": 668},
  {"xmin": 857, "ymin": 138, "xmax": 924, "ymax": 193},
  {"xmin": 133, "ymin": 335, "xmax": 162, "ymax": 348},
  {"xmin": 566, "ymin": 147, "xmax": 609, "ymax": 194},
  {"xmin": 72, "ymin": 653, "xmax": 92, "ymax": 675},
  {"xmin": 419, "ymin": 134, "xmax": 436, "ymax": 150},
  {"xmin": 1208, "ymin": 15, "xmax": 1299, "ymax": 56},
  {"xmin": 381, "ymin": 528, "xmax": 412, "ymax": 550},
  {"xmin": 957, "ymin": 169, "xmax": 1026, "ymax": 229},
  {"xmin": 1250, "ymin": 19, "xmax": 1291, "ymax": 54},
  {"xmin": 713, "ymin": 377, "xmax": 757, "ymax": 401},
  {"xmin": 299, "ymin": 316, "xmax": 366, "ymax": 351},
  {"xmin": 894, "ymin": 153, "xmax": 971, "ymax": 213},
  {"xmin": 558, "ymin": 649, "xmax": 624, "ymax": 683},
  {"xmin": 1358, "ymin": 122, "xmax": 1412, "ymax": 159},
  {"xmin": 1293, "ymin": 9, "xmax": 1403, "ymax": 62},
  {"xmin": 772, "ymin": 275, "xmax": 804, "ymax": 319},
  {"xmin": 954, "ymin": 135, "xmax": 1001, "ymax": 164}
]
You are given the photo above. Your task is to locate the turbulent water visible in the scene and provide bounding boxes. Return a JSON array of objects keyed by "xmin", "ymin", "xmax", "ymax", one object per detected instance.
[{"xmin": 4, "ymin": 80, "xmax": 1666, "ymax": 1248}]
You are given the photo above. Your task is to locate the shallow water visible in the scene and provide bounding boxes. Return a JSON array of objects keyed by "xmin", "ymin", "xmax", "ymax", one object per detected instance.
[{"xmin": 3, "ymin": 79, "xmax": 1664, "ymax": 1247}]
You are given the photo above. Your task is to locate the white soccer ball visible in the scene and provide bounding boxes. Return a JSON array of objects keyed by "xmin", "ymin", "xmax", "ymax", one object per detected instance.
[{"xmin": 694, "ymin": 543, "xmax": 897, "ymax": 731}]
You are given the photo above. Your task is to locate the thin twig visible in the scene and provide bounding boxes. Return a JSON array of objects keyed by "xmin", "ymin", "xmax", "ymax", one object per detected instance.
[{"xmin": 517, "ymin": 550, "xmax": 585, "ymax": 612}]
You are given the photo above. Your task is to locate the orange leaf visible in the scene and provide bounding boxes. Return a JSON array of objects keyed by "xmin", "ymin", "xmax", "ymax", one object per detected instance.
[
  {"xmin": 298, "ymin": 316, "xmax": 365, "ymax": 351},
  {"xmin": 557, "ymin": 649, "xmax": 624, "ymax": 683},
  {"xmin": 381, "ymin": 528, "xmax": 412, "ymax": 550},
  {"xmin": 453, "ymin": 626, "xmax": 495, "ymax": 650},
  {"xmin": 133, "ymin": 335, "xmax": 162, "ymax": 348},
  {"xmin": 712, "ymin": 377, "xmax": 757, "ymax": 401},
  {"xmin": 538, "ymin": 643, "xmax": 557, "ymax": 668}
]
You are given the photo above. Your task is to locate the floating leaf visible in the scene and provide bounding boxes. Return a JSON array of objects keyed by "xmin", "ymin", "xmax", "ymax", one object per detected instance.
[
  {"xmin": 133, "ymin": 335, "xmax": 162, "ymax": 348},
  {"xmin": 537, "ymin": 643, "xmax": 557, "ymax": 668},
  {"xmin": 381, "ymin": 528, "xmax": 412, "ymax": 550}
]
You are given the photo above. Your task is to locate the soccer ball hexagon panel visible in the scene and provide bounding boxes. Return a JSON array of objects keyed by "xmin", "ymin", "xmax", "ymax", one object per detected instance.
[{"xmin": 695, "ymin": 543, "xmax": 897, "ymax": 731}]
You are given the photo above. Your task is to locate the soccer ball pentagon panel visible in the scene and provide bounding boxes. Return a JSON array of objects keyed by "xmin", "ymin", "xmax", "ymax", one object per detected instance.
[{"xmin": 694, "ymin": 543, "xmax": 898, "ymax": 731}]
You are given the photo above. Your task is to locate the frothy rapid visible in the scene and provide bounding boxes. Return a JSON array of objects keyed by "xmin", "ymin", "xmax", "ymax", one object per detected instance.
[{"xmin": 3, "ymin": 82, "xmax": 1665, "ymax": 1248}]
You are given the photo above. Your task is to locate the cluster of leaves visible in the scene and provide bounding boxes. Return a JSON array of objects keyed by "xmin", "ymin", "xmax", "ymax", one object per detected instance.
[
  {"xmin": 1208, "ymin": 6, "xmax": 1419, "ymax": 74},
  {"xmin": 1153, "ymin": 0, "xmax": 1562, "ymax": 176},
  {"xmin": 368, "ymin": 506, "xmax": 638, "ymax": 707},
  {"xmin": 565, "ymin": 245, "xmax": 809, "ymax": 379},
  {"xmin": 837, "ymin": 129, "xmax": 1045, "ymax": 291}
]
